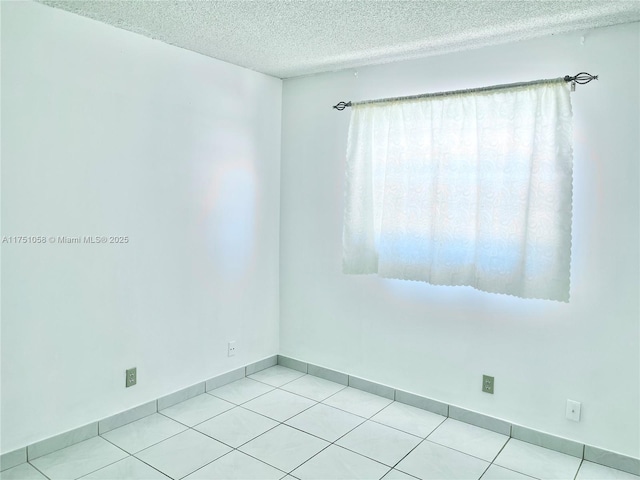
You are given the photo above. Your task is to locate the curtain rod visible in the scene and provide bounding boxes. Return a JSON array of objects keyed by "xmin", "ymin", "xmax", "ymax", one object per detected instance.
[{"xmin": 332, "ymin": 72, "xmax": 598, "ymax": 111}]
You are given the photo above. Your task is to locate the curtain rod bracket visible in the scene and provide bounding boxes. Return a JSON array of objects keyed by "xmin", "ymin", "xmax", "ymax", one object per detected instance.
[{"xmin": 333, "ymin": 72, "xmax": 598, "ymax": 110}]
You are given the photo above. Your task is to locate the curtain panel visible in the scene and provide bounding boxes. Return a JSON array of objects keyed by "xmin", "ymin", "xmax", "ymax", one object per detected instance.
[{"xmin": 342, "ymin": 80, "xmax": 573, "ymax": 301}]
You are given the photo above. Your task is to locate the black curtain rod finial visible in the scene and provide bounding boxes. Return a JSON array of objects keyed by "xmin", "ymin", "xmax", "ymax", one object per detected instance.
[
  {"xmin": 564, "ymin": 72, "xmax": 598, "ymax": 84},
  {"xmin": 333, "ymin": 101, "xmax": 351, "ymax": 110}
]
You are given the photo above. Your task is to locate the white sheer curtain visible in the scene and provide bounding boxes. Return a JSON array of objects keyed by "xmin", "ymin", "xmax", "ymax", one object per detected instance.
[{"xmin": 343, "ymin": 80, "xmax": 573, "ymax": 301}]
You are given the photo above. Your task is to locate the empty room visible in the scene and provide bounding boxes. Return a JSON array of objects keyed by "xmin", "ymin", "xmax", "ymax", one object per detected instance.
[{"xmin": 1, "ymin": 1, "xmax": 639, "ymax": 479}]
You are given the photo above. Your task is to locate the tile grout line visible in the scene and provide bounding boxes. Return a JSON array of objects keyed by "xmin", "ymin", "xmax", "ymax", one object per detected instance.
[
  {"xmin": 485, "ymin": 436, "xmax": 562, "ymax": 479},
  {"xmin": 26, "ymin": 434, "xmax": 127, "ymax": 480},
  {"xmin": 208, "ymin": 386, "xmax": 276, "ymax": 407},
  {"xmin": 194, "ymin": 445, "xmax": 292, "ymax": 480},
  {"xmin": 101, "ymin": 424, "xmax": 188, "ymax": 463},
  {"xmin": 280, "ymin": 384, "xmax": 349, "ymax": 403},
  {"xmin": 196, "ymin": 412, "xmax": 279, "ymax": 452},
  {"xmin": 573, "ymin": 457, "xmax": 585, "ymax": 480},
  {"xmin": 173, "ymin": 448, "xmax": 234, "ymax": 480},
  {"xmin": 97, "ymin": 454, "xmax": 163, "ymax": 480},
  {"xmin": 286, "ymin": 442, "xmax": 333, "ymax": 475},
  {"xmin": 420, "ymin": 437, "xmax": 502, "ymax": 468},
  {"xmin": 483, "ymin": 436, "xmax": 514, "ymax": 479},
  {"xmin": 238, "ymin": 390, "xmax": 318, "ymax": 422},
  {"xmin": 575, "ymin": 443, "xmax": 586, "ymax": 479},
  {"xmin": 25, "ymin": 460, "xmax": 51, "ymax": 480},
  {"xmin": 62, "ymin": 442, "xmax": 130, "ymax": 480},
  {"xmin": 392, "ymin": 425, "xmax": 500, "ymax": 479},
  {"xmin": 234, "ymin": 447, "xmax": 290, "ymax": 477},
  {"xmin": 366, "ymin": 408, "xmax": 444, "ymax": 439},
  {"xmin": 246, "ymin": 368, "xmax": 307, "ymax": 388},
  {"xmin": 390, "ymin": 436, "xmax": 428, "ymax": 472},
  {"xmin": 489, "ymin": 435, "xmax": 511, "ymax": 464},
  {"xmin": 24, "ymin": 423, "xmax": 100, "ymax": 464},
  {"xmin": 484, "ymin": 462, "xmax": 541, "ymax": 480},
  {"xmin": 184, "ymin": 405, "xmax": 237, "ymax": 431},
  {"xmin": 128, "ymin": 453, "xmax": 178, "ymax": 480}
]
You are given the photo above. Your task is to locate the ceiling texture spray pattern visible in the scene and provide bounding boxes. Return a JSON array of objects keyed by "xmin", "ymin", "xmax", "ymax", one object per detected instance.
[{"xmin": 39, "ymin": 1, "xmax": 640, "ymax": 78}]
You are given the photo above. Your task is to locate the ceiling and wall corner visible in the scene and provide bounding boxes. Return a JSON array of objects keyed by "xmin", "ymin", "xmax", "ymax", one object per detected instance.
[{"xmin": 37, "ymin": 0, "xmax": 640, "ymax": 79}]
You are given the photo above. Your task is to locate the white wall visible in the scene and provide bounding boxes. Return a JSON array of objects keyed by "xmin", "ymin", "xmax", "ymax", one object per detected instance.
[
  {"xmin": 280, "ymin": 23, "xmax": 639, "ymax": 457},
  {"xmin": 1, "ymin": 2, "xmax": 281, "ymax": 453}
]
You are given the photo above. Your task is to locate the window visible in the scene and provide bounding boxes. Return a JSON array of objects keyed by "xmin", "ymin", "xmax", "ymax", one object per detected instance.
[{"xmin": 342, "ymin": 80, "xmax": 573, "ymax": 302}]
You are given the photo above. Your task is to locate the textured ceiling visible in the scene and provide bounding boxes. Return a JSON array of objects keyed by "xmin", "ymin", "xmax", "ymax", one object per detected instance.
[{"xmin": 39, "ymin": 0, "xmax": 640, "ymax": 79}]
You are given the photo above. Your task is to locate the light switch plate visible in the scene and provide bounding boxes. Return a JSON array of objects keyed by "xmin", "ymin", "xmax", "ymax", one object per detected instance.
[{"xmin": 566, "ymin": 399, "xmax": 581, "ymax": 421}]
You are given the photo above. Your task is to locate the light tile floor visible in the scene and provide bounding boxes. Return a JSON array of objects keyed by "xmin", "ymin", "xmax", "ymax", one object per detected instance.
[{"xmin": 2, "ymin": 366, "xmax": 638, "ymax": 480}]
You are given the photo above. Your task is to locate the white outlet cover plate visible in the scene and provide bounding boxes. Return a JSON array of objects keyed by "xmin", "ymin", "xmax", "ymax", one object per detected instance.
[
  {"xmin": 227, "ymin": 341, "xmax": 237, "ymax": 357},
  {"xmin": 566, "ymin": 399, "xmax": 581, "ymax": 422}
]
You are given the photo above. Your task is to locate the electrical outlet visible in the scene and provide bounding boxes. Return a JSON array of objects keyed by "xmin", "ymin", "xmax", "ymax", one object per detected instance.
[
  {"xmin": 126, "ymin": 367, "xmax": 137, "ymax": 388},
  {"xmin": 482, "ymin": 375, "xmax": 494, "ymax": 394},
  {"xmin": 566, "ymin": 399, "xmax": 581, "ymax": 422},
  {"xmin": 227, "ymin": 341, "xmax": 237, "ymax": 357}
]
